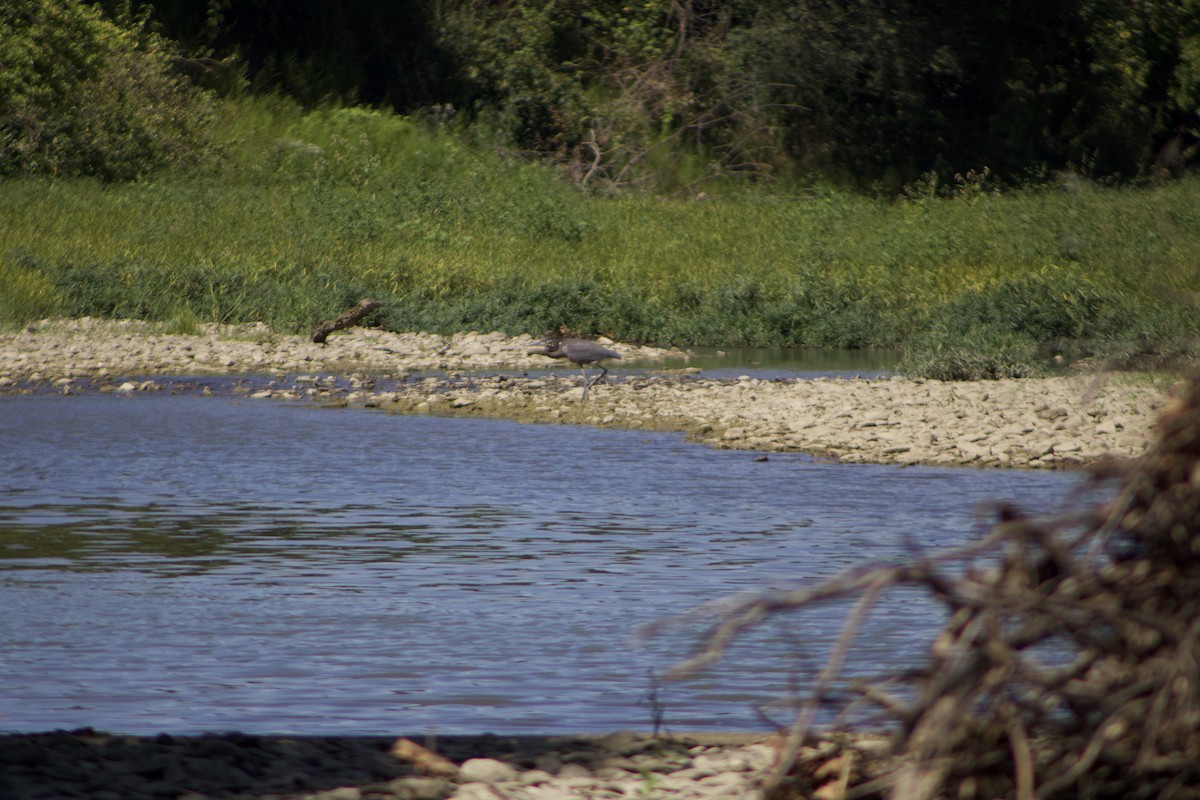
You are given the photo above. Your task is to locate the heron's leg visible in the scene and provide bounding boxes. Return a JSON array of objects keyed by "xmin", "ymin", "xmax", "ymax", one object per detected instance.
[
  {"xmin": 579, "ymin": 366, "xmax": 591, "ymax": 402},
  {"xmin": 594, "ymin": 363, "xmax": 610, "ymax": 385}
]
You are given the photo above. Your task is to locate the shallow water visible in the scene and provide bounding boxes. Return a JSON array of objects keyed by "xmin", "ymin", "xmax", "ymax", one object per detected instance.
[
  {"xmin": 0, "ymin": 393, "xmax": 1085, "ymax": 735},
  {"xmin": 624, "ymin": 346, "xmax": 901, "ymax": 379}
]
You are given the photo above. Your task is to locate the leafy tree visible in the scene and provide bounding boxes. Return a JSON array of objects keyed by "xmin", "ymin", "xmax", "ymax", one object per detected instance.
[
  {"xmin": 0, "ymin": 0, "xmax": 219, "ymax": 180},
  {"xmin": 433, "ymin": 1, "xmax": 786, "ymax": 191},
  {"xmin": 428, "ymin": 0, "xmax": 1200, "ymax": 189},
  {"xmin": 733, "ymin": 0, "xmax": 1200, "ymax": 186},
  {"xmin": 51, "ymin": 0, "xmax": 1200, "ymax": 187},
  {"xmin": 90, "ymin": 0, "xmax": 457, "ymax": 108}
]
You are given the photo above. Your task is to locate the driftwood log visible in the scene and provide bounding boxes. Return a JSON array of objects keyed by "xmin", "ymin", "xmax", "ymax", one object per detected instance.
[{"xmin": 310, "ymin": 299, "xmax": 382, "ymax": 344}]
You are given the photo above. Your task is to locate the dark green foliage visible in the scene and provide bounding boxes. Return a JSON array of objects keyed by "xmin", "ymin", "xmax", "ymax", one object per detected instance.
[
  {"xmin": 91, "ymin": 0, "xmax": 456, "ymax": 108},
  {"xmin": 923, "ymin": 276, "xmax": 1135, "ymax": 343},
  {"xmin": 902, "ymin": 326, "xmax": 1045, "ymax": 381},
  {"xmin": 15, "ymin": 0, "xmax": 1200, "ymax": 187},
  {"xmin": 372, "ymin": 275, "xmax": 903, "ymax": 351},
  {"xmin": 11, "ymin": 0, "xmax": 1200, "ymax": 188},
  {"xmin": 431, "ymin": 0, "xmax": 1200, "ymax": 188},
  {"xmin": 737, "ymin": 0, "xmax": 1200, "ymax": 186},
  {"xmin": 901, "ymin": 275, "xmax": 1200, "ymax": 379},
  {"xmin": 0, "ymin": 0, "xmax": 219, "ymax": 180}
]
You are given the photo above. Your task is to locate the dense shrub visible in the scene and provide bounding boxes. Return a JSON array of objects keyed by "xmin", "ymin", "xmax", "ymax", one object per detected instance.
[
  {"xmin": 0, "ymin": 0, "xmax": 219, "ymax": 180},
  {"xmin": 921, "ymin": 275, "xmax": 1135, "ymax": 343},
  {"xmin": 899, "ymin": 273, "xmax": 1200, "ymax": 378}
]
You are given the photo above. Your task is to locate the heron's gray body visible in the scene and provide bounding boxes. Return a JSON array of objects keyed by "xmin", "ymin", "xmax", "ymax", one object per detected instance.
[{"xmin": 529, "ymin": 338, "xmax": 621, "ymax": 401}]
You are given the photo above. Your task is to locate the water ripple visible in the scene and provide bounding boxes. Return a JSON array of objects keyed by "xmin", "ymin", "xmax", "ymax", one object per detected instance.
[{"xmin": 0, "ymin": 394, "xmax": 1085, "ymax": 734}]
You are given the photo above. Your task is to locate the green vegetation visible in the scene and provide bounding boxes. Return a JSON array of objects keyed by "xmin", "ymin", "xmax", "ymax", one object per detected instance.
[
  {"xmin": 0, "ymin": 0, "xmax": 219, "ymax": 180},
  {"xmin": 2, "ymin": 2, "xmax": 1199, "ymax": 379},
  {"xmin": 91, "ymin": 0, "xmax": 1200, "ymax": 191},
  {"xmin": 3, "ymin": 96, "xmax": 1199, "ymax": 378}
]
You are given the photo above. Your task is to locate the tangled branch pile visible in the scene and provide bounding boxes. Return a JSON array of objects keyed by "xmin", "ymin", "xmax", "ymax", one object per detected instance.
[{"xmin": 663, "ymin": 375, "xmax": 1200, "ymax": 799}]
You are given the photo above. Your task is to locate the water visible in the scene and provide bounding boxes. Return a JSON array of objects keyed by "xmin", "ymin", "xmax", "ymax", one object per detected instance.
[
  {"xmin": 439, "ymin": 346, "xmax": 901, "ymax": 381},
  {"xmin": 0, "ymin": 393, "xmax": 1084, "ymax": 735},
  {"xmin": 626, "ymin": 346, "xmax": 901, "ymax": 379}
]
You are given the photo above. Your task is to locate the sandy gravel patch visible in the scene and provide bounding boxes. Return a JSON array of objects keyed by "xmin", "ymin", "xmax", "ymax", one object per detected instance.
[
  {"xmin": 0, "ymin": 317, "xmax": 673, "ymax": 377},
  {"xmin": 415, "ymin": 371, "xmax": 1160, "ymax": 469},
  {"xmin": 0, "ymin": 319, "xmax": 1169, "ymax": 468}
]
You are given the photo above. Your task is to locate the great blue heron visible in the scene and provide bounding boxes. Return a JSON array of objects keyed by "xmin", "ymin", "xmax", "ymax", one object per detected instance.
[{"xmin": 529, "ymin": 338, "xmax": 622, "ymax": 401}]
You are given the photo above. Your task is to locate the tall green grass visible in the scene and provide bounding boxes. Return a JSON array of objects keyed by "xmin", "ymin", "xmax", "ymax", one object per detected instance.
[{"xmin": 2, "ymin": 95, "xmax": 1198, "ymax": 377}]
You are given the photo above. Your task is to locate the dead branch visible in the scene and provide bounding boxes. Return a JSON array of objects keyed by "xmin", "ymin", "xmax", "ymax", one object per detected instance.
[
  {"xmin": 578, "ymin": 129, "xmax": 605, "ymax": 188},
  {"xmin": 310, "ymin": 298, "xmax": 382, "ymax": 344}
]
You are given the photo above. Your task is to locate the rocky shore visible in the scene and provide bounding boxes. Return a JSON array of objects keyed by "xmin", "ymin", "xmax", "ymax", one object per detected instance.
[
  {"xmin": 0, "ymin": 318, "xmax": 1168, "ymax": 469},
  {"xmin": 5, "ymin": 728, "xmax": 846, "ymax": 800}
]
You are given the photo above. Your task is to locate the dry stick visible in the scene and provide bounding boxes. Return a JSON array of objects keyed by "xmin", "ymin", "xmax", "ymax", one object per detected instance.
[
  {"xmin": 653, "ymin": 492, "xmax": 1153, "ymax": 796},
  {"xmin": 761, "ymin": 575, "xmax": 892, "ymax": 795},
  {"xmin": 662, "ymin": 567, "xmax": 898, "ymax": 677},
  {"xmin": 893, "ymin": 698, "xmax": 969, "ymax": 800},
  {"xmin": 1004, "ymin": 703, "xmax": 1036, "ymax": 800},
  {"xmin": 578, "ymin": 129, "xmax": 604, "ymax": 187},
  {"xmin": 648, "ymin": 542, "xmax": 1013, "ymax": 787},
  {"xmin": 669, "ymin": 557, "xmax": 977, "ymax": 668},
  {"xmin": 650, "ymin": 518, "xmax": 1033, "ymax": 662},
  {"xmin": 847, "ymin": 680, "xmax": 910, "ymax": 715},
  {"xmin": 1034, "ymin": 717, "xmax": 1113, "ymax": 798},
  {"xmin": 1136, "ymin": 617, "xmax": 1200, "ymax": 766},
  {"xmin": 1083, "ymin": 480, "xmax": 1138, "ymax": 564},
  {"xmin": 310, "ymin": 298, "xmax": 382, "ymax": 344}
]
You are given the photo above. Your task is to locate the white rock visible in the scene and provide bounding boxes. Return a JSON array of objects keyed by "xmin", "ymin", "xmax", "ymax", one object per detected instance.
[{"xmin": 458, "ymin": 758, "xmax": 519, "ymax": 783}]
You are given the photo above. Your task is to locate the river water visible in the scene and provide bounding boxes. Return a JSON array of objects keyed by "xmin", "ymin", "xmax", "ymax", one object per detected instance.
[{"xmin": 0, "ymin": 391, "xmax": 1086, "ymax": 735}]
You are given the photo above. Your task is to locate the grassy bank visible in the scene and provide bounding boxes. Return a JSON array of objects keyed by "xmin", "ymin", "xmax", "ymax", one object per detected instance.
[{"xmin": 2, "ymin": 96, "xmax": 1198, "ymax": 378}]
